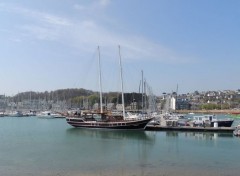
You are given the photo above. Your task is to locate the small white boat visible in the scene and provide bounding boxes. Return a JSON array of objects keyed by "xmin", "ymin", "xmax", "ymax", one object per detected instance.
[
  {"xmin": 37, "ymin": 111, "xmax": 65, "ymax": 119},
  {"xmin": 148, "ymin": 119, "xmax": 160, "ymax": 126},
  {"xmin": 25, "ymin": 110, "xmax": 37, "ymax": 116},
  {"xmin": 8, "ymin": 111, "xmax": 24, "ymax": 117},
  {"xmin": 0, "ymin": 112, "xmax": 5, "ymax": 117},
  {"xmin": 233, "ymin": 125, "xmax": 240, "ymax": 136},
  {"xmin": 163, "ymin": 113, "xmax": 185, "ymax": 120}
]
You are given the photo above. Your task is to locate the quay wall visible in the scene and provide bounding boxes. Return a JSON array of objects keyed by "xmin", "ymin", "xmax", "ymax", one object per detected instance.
[{"xmin": 146, "ymin": 125, "xmax": 235, "ymax": 133}]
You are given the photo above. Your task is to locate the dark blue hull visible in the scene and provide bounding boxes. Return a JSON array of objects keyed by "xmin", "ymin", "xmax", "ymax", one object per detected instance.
[{"xmin": 210, "ymin": 120, "xmax": 234, "ymax": 127}]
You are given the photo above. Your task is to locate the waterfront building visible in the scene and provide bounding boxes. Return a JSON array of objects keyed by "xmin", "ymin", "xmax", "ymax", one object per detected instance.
[
  {"xmin": 176, "ymin": 98, "xmax": 191, "ymax": 110},
  {"xmin": 0, "ymin": 95, "xmax": 7, "ymax": 111},
  {"xmin": 170, "ymin": 97, "xmax": 176, "ymax": 110}
]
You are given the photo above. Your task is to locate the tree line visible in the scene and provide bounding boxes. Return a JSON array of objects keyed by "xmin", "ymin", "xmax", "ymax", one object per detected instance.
[{"xmin": 10, "ymin": 88, "xmax": 144, "ymax": 107}]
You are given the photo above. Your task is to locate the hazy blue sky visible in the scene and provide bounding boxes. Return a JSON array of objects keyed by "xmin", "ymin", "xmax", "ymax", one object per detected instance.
[{"xmin": 0, "ymin": 0, "xmax": 240, "ymax": 96}]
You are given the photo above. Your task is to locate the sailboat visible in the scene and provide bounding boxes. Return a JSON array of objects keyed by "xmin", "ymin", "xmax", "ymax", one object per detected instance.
[{"xmin": 66, "ymin": 46, "xmax": 153, "ymax": 130}]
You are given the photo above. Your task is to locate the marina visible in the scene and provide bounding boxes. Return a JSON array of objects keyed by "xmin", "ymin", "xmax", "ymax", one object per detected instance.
[
  {"xmin": 0, "ymin": 39, "xmax": 239, "ymax": 176},
  {"xmin": 1, "ymin": 1, "xmax": 240, "ymax": 176}
]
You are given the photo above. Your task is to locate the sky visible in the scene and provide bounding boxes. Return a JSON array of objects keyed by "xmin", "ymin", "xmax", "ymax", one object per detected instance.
[{"xmin": 0, "ymin": 0, "xmax": 240, "ymax": 96}]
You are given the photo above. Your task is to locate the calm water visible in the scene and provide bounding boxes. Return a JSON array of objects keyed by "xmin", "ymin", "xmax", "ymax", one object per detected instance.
[{"xmin": 0, "ymin": 116, "xmax": 240, "ymax": 176}]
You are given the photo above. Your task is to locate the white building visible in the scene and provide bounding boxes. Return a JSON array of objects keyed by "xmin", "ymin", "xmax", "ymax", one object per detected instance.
[{"xmin": 170, "ymin": 97, "xmax": 176, "ymax": 111}]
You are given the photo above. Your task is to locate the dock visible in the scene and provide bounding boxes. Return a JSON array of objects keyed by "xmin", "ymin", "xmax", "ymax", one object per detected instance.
[{"xmin": 145, "ymin": 125, "xmax": 235, "ymax": 133}]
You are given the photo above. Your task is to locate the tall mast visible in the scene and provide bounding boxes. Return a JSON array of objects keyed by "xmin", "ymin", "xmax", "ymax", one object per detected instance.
[
  {"xmin": 144, "ymin": 79, "xmax": 147, "ymax": 112},
  {"xmin": 141, "ymin": 70, "xmax": 144, "ymax": 113},
  {"xmin": 97, "ymin": 46, "xmax": 103, "ymax": 113},
  {"xmin": 118, "ymin": 45, "xmax": 125, "ymax": 119},
  {"xmin": 175, "ymin": 84, "xmax": 178, "ymax": 112},
  {"xmin": 138, "ymin": 80, "xmax": 141, "ymax": 112}
]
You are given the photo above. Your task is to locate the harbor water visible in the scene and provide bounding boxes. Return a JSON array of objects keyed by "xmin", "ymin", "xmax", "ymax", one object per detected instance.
[{"xmin": 0, "ymin": 116, "xmax": 240, "ymax": 176}]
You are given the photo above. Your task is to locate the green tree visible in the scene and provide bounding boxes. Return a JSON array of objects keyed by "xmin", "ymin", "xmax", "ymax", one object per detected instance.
[{"xmin": 88, "ymin": 94, "xmax": 99, "ymax": 107}]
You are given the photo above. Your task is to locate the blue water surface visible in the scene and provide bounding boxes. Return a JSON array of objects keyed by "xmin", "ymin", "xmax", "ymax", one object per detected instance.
[{"xmin": 0, "ymin": 116, "xmax": 239, "ymax": 176}]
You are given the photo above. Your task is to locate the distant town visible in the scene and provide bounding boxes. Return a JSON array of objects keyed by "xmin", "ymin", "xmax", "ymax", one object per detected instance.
[
  {"xmin": 162, "ymin": 89, "xmax": 240, "ymax": 112},
  {"xmin": 0, "ymin": 88, "xmax": 240, "ymax": 113}
]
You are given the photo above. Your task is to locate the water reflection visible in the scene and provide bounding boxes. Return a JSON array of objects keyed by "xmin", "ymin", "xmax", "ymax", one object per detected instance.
[
  {"xmin": 63, "ymin": 129, "xmax": 237, "ymax": 176},
  {"xmin": 65, "ymin": 128, "xmax": 156, "ymax": 176},
  {"xmin": 166, "ymin": 131, "xmax": 233, "ymax": 140},
  {"xmin": 66, "ymin": 128, "xmax": 156, "ymax": 142}
]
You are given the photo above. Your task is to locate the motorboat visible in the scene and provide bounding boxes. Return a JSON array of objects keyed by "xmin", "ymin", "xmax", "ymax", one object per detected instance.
[
  {"xmin": 7, "ymin": 111, "xmax": 24, "ymax": 117},
  {"xmin": 162, "ymin": 112, "xmax": 186, "ymax": 120},
  {"xmin": 37, "ymin": 111, "xmax": 65, "ymax": 119},
  {"xmin": 192, "ymin": 115, "xmax": 234, "ymax": 127}
]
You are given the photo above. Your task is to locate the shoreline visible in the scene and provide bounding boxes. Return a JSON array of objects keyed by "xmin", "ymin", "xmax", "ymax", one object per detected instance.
[{"xmin": 175, "ymin": 109, "xmax": 240, "ymax": 114}]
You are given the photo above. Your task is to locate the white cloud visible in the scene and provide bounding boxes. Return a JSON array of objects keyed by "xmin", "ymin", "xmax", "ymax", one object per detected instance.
[
  {"xmin": 73, "ymin": 4, "xmax": 86, "ymax": 11},
  {"xmin": 20, "ymin": 25, "xmax": 59, "ymax": 41},
  {"xmin": 73, "ymin": 0, "xmax": 111, "ymax": 12},
  {"xmin": 0, "ymin": 2, "xmax": 71, "ymax": 26},
  {"xmin": 41, "ymin": 14, "xmax": 71, "ymax": 26},
  {"xmin": 1, "ymin": 2, "xmax": 195, "ymax": 64},
  {"xmin": 99, "ymin": 0, "xmax": 111, "ymax": 7}
]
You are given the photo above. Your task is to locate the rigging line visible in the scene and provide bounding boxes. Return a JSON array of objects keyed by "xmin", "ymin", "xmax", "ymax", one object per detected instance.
[{"xmin": 80, "ymin": 48, "xmax": 99, "ymax": 90}]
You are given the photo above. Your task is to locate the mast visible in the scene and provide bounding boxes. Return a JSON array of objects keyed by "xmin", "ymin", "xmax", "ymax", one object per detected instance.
[
  {"xmin": 118, "ymin": 45, "xmax": 125, "ymax": 119},
  {"xmin": 144, "ymin": 79, "xmax": 147, "ymax": 112},
  {"xmin": 138, "ymin": 80, "xmax": 141, "ymax": 112},
  {"xmin": 175, "ymin": 84, "xmax": 178, "ymax": 112},
  {"xmin": 29, "ymin": 91, "xmax": 32, "ymax": 110},
  {"xmin": 141, "ymin": 70, "xmax": 144, "ymax": 114},
  {"xmin": 97, "ymin": 46, "xmax": 103, "ymax": 113}
]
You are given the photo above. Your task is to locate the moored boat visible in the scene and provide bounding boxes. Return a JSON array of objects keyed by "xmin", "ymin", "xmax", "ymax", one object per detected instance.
[
  {"xmin": 0, "ymin": 112, "xmax": 5, "ymax": 117},
  {"xmin": 233, "ymin": 125, "xmax": 240, "ymax": 136},
  {"xmin": 7, "ymin": 111, "xmax": 24, "ymax": 117},
  {"xmin": 37, "ymin": 111, "xmax": 65, "ymax": 119},
  {"xmin": 192, "ymin": 114, "xmax": 234, "ymax": 127},
  {"xmin": 66, "ymin": 111, "xmax": 153, "ymax": 130},
  {"xmin": 25, "ymin": 110, "xmax": 37, "ymax": 116},
  {"xmin": 66, "ymin": 46, "xmax": 153, "ymax": 130}
]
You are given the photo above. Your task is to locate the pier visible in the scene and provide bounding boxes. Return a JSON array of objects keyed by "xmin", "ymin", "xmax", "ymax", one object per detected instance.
[{"xmin": 146, "ymin": 125, "xmax": 235, "ymax": 133}]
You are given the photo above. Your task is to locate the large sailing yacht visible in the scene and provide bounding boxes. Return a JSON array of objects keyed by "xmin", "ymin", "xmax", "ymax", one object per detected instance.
[{"xmin": 66, "ymin": 46, "xmax": 153, "ymax": 130}]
